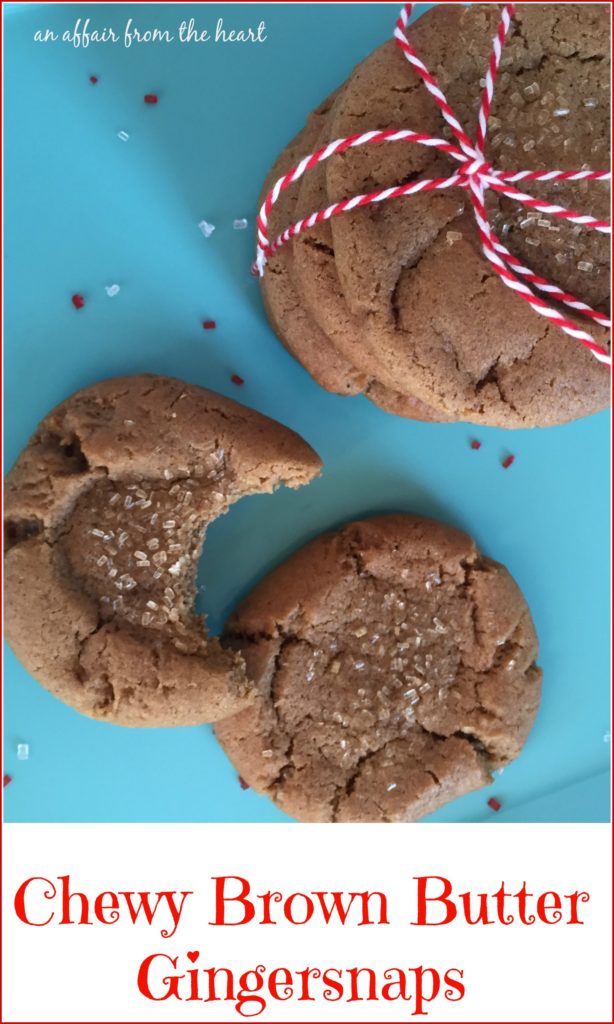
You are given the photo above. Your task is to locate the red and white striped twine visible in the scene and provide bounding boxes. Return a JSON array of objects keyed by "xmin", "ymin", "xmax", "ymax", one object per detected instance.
[{"xmin": 256, "ymin": 3, "xmax": 611, "ymax": 366}]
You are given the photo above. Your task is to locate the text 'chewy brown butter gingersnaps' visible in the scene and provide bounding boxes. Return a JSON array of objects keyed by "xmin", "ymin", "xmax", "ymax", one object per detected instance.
[
  {"xmin": 216, "ymin": 516, "xmax": 541, "ymax": 822},
  {"xmin": 4, "ymin": 374, "xmax": 321, "ymax": 726}
]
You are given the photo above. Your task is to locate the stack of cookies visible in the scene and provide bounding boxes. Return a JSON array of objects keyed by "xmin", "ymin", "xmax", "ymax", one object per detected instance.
[{"xmin": 260, "ymin": 3, "xmax": 610, "ymax": 428}]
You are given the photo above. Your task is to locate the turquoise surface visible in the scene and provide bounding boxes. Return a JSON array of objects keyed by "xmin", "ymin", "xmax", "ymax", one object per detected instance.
[{"xmin": 3, "ymin": 3, "xmax": 610, "ymax": 823}]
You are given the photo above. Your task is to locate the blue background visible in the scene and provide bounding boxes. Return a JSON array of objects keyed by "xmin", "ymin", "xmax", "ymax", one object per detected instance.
[{"xmin": 3, "ymin": 3, "xmax": 610, "ymax": 823}]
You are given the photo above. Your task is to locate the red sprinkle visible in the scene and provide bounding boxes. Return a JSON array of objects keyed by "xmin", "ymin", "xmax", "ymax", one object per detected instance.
[
  {"xmin": 487, "ymin": 797, "xmax": 502, "ymax": 812},
  {"xmin": 470, "ymin": 439, "xmax": 481, "ymax": 450},
  {"xmin": 144, "ymin": 94, "xmax": 158, "ymax": 105},
  {"xmin": 502, "ymin": 455, "xmax": 515, "ymax": 469},
  {"xmin": 3, "ymin": 774, "xmax": 12, "ymax": 788},
  {"xmin": 250, "ymin": 262, "xmax": 260, "ymax": 278},
  {"xmin": 238, "ymin": 776, "xmax": 250, "ymax": 791},
  {"xmin": 231, "ymin": 374, "xmax": 245, "ymax": 386},
  {"xmin": 89, "ymin": 75, "xmax": 98, "ymax": 84},
  {"xmin": 71, "ymin": 293, "xmax": 85, "ymax": 310},
  {"xmin": 202, "ymin": 320, "xmax": 216, "ymax": 330}
]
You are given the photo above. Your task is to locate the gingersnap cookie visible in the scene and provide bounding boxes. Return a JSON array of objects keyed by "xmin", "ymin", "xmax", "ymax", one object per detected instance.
[
  {"xmin": 291, "ymin": 101, "xmax": 450, "ymax": 423},
  {"xmin": 321, "ymin": 2, "xmax": 610, "ymax": 426},
  {"xmin": 261, "ymin": 92, "xmax": 368, "ymax": 397},
  {"xmin": 4, "ymin": 374, "xmax": 321, "ymax": 726},
  {"xmin": 215, "ymin": 516, "xmax": 541, "ymax": 822},
  {"xmin": 260, "ymin": 93, "xmax": 446, "ymax": 421}
]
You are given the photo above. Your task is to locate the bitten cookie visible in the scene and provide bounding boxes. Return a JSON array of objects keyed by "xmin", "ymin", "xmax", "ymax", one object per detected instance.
[
  {"xmin": 4, "ymin": 374, "xmax": 321, "ymax": 726},
  {"xmin": 323, "ymin": 2, "xmax": 610, "ymax": 426},
  {"xmin": 216, "ymin": 516, "xmax": 541, "ymax": 822}
]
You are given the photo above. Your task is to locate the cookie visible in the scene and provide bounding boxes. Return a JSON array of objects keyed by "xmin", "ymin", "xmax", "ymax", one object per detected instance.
[
  {"xmin": 215, "ymin": 516, "xmax": 541, "ymax": 822},
  {"xmin": 260, "ymin": 94, "xmax": 446, "ymax": 421},
  {"xmin": 291, "ymin": 100, "xmax": 450, "ymax": 422},
  {"xmin": 4, "ymin": 374, "xmax": 321, "ymax": 726},
  {"xmin": 260, "ymin": 93, "xmax": 367, "ymax": 397},
  {"xmin": 322, "ymin": 3, "xmax": 610, "ymax": 426}
]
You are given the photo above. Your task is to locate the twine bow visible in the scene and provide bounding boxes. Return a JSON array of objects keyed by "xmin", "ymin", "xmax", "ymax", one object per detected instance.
[{"xmin": 256, "ymin": 3, "xmax": 611, "ymax": 366}]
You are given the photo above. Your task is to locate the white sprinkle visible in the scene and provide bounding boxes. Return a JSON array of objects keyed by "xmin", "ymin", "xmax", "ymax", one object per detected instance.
[
  {"xmin": 105, "ymin": 284, "xmax": 120, "ymax": 297},
  {"xmin": 523, "ymin": 139, "xmax": 536, "ymax": 152},
  {"xmin": 163, "ymin": 519, "xmax": 176, "ymax": 529},
  {"xmin": 233, "ymin": 218, "xmax": 248, "ymax": 230},
  {"xmin": 134, "ymin": 550, "xmax": 147, "ymax": 561},
  {"xmin": 198, "ymin": 219, "xmax": 216, "ymax": 238},
  {"xmin": 386, "ymin": 783, "xmax": 397, "ymax": 792},
  {"xmin": 96, "ymin": 555, "xmax": 107, "ymax": 567},
  {"xmin": 583, "ymin": 98, "xmax": 598, "ymax": 108},
  {"xmin": 163, "ymin": 469, "xmax": 174, "ymax": 480},
  {"xmin": 17, "ymin": 743, "xmax": 29, "ymax": 761},
  {"xmin": 123, "ymin": 418, "xmax": 135, "ymax": 427},
  {"xmin": 117, "ymin": 130, "xmax": 130, "ymax": 142},
  {"xmin": 91, "ymin": 528, "xmax": 105, "ymax": 538},
  {"xmin": 578, "ymin": 260, "xmax": 593, "ymax": 272},
  {"xmin": 262, "ymin": 749, "xmax": 273, "ymax": 758},
  {"xmin": 553, "ymin": 108, "xmax": 570, "ymax": 117},
  {"xmin": 146, "ymin": 600, "xmax": 158, "ymax": 610},
  {"xmin": 136, "ymin": 560, "xmax": 150, "ymax": 568}
]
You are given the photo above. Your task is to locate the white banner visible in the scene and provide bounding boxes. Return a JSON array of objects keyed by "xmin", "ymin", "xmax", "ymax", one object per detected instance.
[{"xmin": 2, "ymin": 823, "xmax": 612, "ymax": 1023}]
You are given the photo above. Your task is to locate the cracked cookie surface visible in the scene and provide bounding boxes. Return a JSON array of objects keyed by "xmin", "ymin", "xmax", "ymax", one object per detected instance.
[
  {"xmin": 4, "ymin": 374, "xmax": 321, "ymax": 726},
  {"xmin": 260, "ymin": 92, "xmax": 444, "ymax": 421},
  {"xmin": 215, "ymin": 516, "xmax": 542, "ymax": 821},
  {"xmin": 323, "ymin": 3, "xmax": 610, "ymax": 426}
]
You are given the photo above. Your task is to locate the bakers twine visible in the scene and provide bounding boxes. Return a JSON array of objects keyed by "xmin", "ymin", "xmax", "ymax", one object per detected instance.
[{"xmin": 256, "ymin": 3, "xmax": 611, "ymax": 366}]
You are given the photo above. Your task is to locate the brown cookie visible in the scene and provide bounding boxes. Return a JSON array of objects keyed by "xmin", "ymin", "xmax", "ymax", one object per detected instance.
[
  {"xmin": 260, "ymin": 93, "xmax": 445, "ymax": 421},
  {"xmin": 291, "ymin": 101, "xmax": 450, "ymax": 423},
  {"xmin": 216, "ymin": 516, "xmax": 541, "ymax": 822},
  {"xmin": 322, "ymin": 3, "xmax": 610, "ymax": 426},
  {"xmin": 4, "ymin": 374, "xmax": 321, "ymax": 726},
  {"xmin": 260, "ymin": 92, "xmax": 369, "ymax": 397}
]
